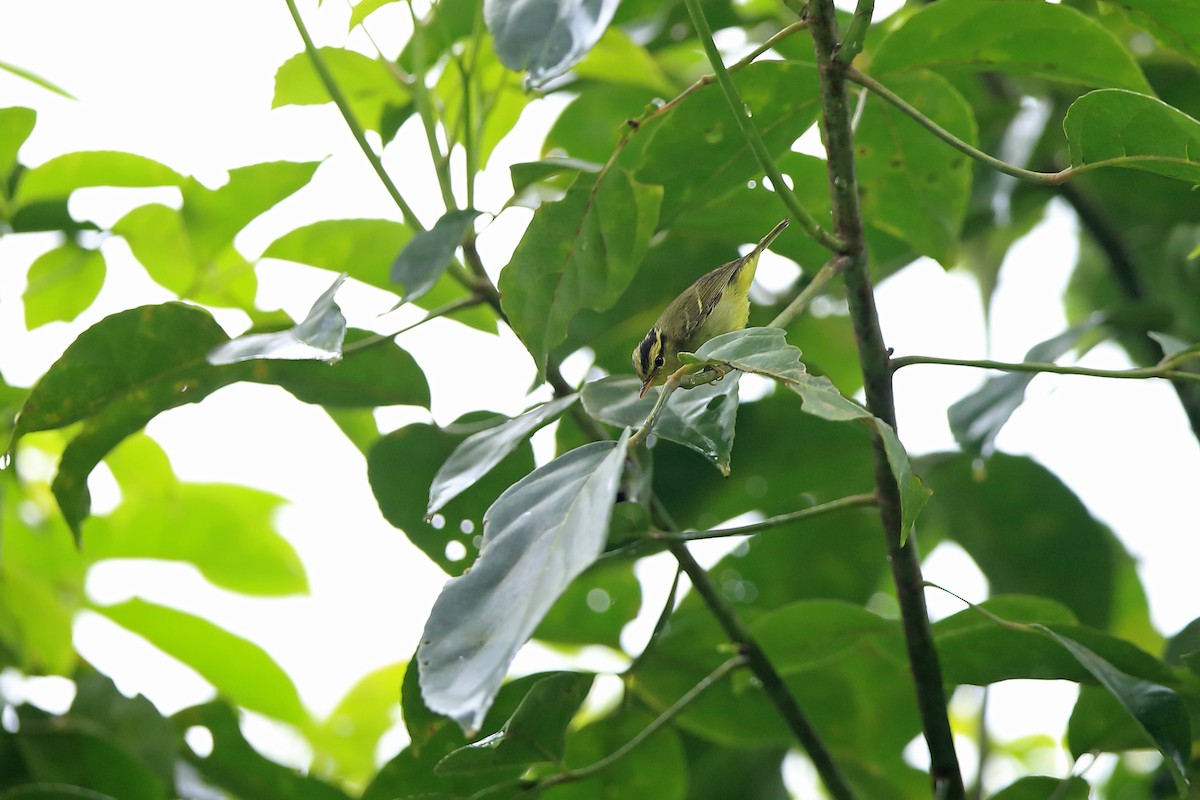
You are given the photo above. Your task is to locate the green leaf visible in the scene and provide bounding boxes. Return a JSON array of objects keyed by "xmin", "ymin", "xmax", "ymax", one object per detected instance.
[
  {"xmin": 70, "ymin": 670, "xmax": 176, "ymax": 787},
  {"xmin": 920, "ymin": 453, "xmax": 1125, "ymax": 629},
  {"xmin": 15, "ymin": 151, "xmax": 184, "ymax": 205},
  {"xmin": 1064, "ymin": 89, "xmax": 1200, "ymax": 184},
  {"xmin": 208, "ymin": 274, "xmax": 348, "ymax": 364},
  {"xmin": 428, "ymin": 394, "xmax": 578, "ymax": 516},
  {"xmin": 988, "ymin": 775, "xmax": 1090, "ymax": 800},
  {"xmin": 498, "ymin": 167, "xmax": 661, "ymax": 377},
  {"xmin": 552, "ymin": 710, "xmax": 687, "ymax": 800},
  {"xmin": 436, "ymin": 672, "xmax": 593, "ymax": 774},
  {"xmin": 509, "ymin": 158, "xmax": 602, "ymax": 198},
  {"xmin": 0, "ymin": 62, "xmax": 76, "ymax": 100},
  {"xmin": 948, "ymin": 317, "xmax": 1105, "ymax": 456},
  {"xmin": 692, "ymin": 328, "xmax": 930, "ymax": 541},
  {"xmin": 401, "ymin": 656, "xmax": 444, "ymax": 757},
  {"xmin": 1035, "ymin": 624, "xmax": 1191, "ymax": 793},
  {"xmin": 0, "ymin": 106, "xmax": 37, "ymax": 189},
  {"xmin": 868, "ymin": 0, "xmax": 1152, "ymax": 92},
  {"xmin": 535, "ymin": 560, "xmax": 641, "ymax": 649},
  {"xmin": 637, "ymin": 61, "xmax": 822, "ymax": 223},
  {"xmin": 433, "ymin": 36, "xmax": 527, "ymax": 166},
  {"xmin": 22, "ymin": 242, "xmax": 106, "ymax": 329},
  {"xmin": 87, "ymin": 434, "xmax": 308, "ymax": 597},
  {"xmin": 173, "ymin": 702, "xmax": 350, "ymax": 800},
  {"xmin": 544, "ymin": 84, "xmax": 658, "ymax": 164},
  {"xmin": 391, "ymin": 209, "xmax": 481, "ymax": 302},
  {"xmin": 1117, "ymin": 0, "xmax": 1200, "ymax": 68},
  {"xmin": 745, "ymin": 600, "xmax": 898, "ymax": 685},
  {"xmin": 311, "ymin": 662, "xmax": 405, "ymax": 784},
  {"xmin": 855, "ymin": 70, "xmax": 976, "ymax": 266},
  {"xmin": 485, "ymin": 0, "xmax": 619, "ymax": 88},
  {"xmin": 262, "ymin": 218, "xmax": 496, "ymax": 332},
  {"xmin": 572, "ymin": 28, "xmax": 674, "ymax": 94},
  {"xmin": 370, "ymin": 418, "xmax": 535, "ymax": 575},
  {"xmin": 0, "ymin": 786, "xmax": 118, "ymax": 800},
  {"xmin": 348, "ymin": 0, "xmax": 399, "ymax": 29},
  {"xmin": 582, "ymin": 374, "xmax": 740, "ymax": 475},
  {"xmin": 96, "ymin": 599, "xmax": 309, "ymax": 726},
  {"xmin": 272, "ymin": 47, "xmax": 408, "ymax": 134},
  {"xmin": 418, "ymin": 431, "xmax": 630, "ymax": 734}
]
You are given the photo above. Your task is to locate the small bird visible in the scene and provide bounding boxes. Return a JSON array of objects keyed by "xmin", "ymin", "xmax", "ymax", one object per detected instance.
[{"xmin": 633, "ymin": 219, "xmax": 789, "ymax": 397}]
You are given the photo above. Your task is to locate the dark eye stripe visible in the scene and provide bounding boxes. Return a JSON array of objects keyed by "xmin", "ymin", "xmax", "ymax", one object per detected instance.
[{"xmin": 637, "ymin": 330, "xmax": 660, "ymax": 371}]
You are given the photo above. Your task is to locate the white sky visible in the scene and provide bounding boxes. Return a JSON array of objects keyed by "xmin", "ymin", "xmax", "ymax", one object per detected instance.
[{"xmin": 2, "ymin": 0, "xmax": 1197, "ymax": 783}]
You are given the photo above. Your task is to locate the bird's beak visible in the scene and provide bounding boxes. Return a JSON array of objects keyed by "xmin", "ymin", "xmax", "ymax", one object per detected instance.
[{"xmin": 639, "ymin": 378, "xmax": 654, "ymax": 398}]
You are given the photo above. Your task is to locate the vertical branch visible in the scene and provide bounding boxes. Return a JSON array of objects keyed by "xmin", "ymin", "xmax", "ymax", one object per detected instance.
[{"xmin": 806, "ymin": 1, "xmax": 966, "ymax": 798}]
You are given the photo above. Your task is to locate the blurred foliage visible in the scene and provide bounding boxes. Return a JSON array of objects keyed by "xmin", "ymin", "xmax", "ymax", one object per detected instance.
[{"xmin": 3, "ymin": 0, "xmax": 1200, "ymax": 797}]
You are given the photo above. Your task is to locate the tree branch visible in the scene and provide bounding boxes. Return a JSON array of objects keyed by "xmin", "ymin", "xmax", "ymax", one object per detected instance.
[
  {"xmin": 890, "ymin": 354, "xmax": 1200, "ymax": 382},
  {"xmin": 807, "ymin": 2, "xmax": 966, "ymax": 797}
]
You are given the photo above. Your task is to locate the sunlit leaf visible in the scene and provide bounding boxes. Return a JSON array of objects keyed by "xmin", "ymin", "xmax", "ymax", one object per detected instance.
[
  {"xmin": 427, "ymin": 394, "xmax": 578, "ymax": 516},
  {"xmin": 499, "ymin": 167, "xmax": 660, "ymax": 377},
  {"xmin": 418, "ymin": 431, "xmax": 629, "ymax": 734},
  {"xmin": 572, "ymin": 27, "xmax": 674, "ymax": 94},
  {"xmin": 97, "ymin": 600, "xmax": 308, "ymax": 726},
  {"xmin": 22, "ymin": 242, "xmax": 106, "ymax": 329},
  {"xmin": 582, "ymin": 374, "xmax": 741, "ymax": 474},
  {"xmin": 0, "ymin": 62, "xmax": 76, "ymax": 99},
  {"xmin": 15, "ymin": 151, "xmax": 183, "ymax": 205},
  {"xmin": 948, "ymin": 317, "xmax": 1105, "ymax": 456},
  {"xmin": 391, "ymin": 209, "xmax": 481, "ymax": 302},
  {"xmin": 1064, "ymin": 89, "xmax": 1200, "ymax": 184},
  {"xmin": 856, "ymin": 70, "xmax": 976, "ymax": 266},
  {"xmin": 0, "ymin": 106, "xmax": 36, "ymax": 188},
  {"xmin": 868, "ymin": 0, "xmax": 1152, "ymax": 92},
  {"xmin": 311, "ymin": 662, "xmax": 405, "ymax": 784},
  {"xmin": 435, "ymin": 672, "xmax": 592, "ymax": 774},
  {"xmin": 272, "ymin": 47, "xmax": 408, "ymax": 133},
  {"xmin": 485, "ymin": 0, "xmax": 620, "ymax": 88},
  {"xmin": 208, "ymin": 274, "xmax": 348, "ymax": 364},
  {"xmin": 433, "ymin": 37, "xmax": 527, "ymax": 167},
  {"xmin": 348, "ymin": 0, "xmax": 399, "ymax": 29}
]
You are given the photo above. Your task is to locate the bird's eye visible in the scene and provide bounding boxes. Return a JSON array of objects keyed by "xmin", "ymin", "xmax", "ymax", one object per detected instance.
[{"xmin": 654, "ymin": 355, "xmax": 664, "ymax": 368}]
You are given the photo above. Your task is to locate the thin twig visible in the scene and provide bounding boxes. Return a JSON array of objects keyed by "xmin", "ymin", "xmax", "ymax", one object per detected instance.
[
  {"xmin": 683, "ymin": 0, "xmax": 844, "ymax": 253},
  {"xmin": 653, "ymin": 493, "xmax": 879, "ymax": 542},
  {"xmin": 340, "ymin": 294, "xmax": 485, "ymax": 356},
  {"xmin": 889, "ymin": 354, "xmax": 1200, "ymax": 382},
  {"xmin": 282, "ymin": 0, "xmax": 426, "ymax": 232}
]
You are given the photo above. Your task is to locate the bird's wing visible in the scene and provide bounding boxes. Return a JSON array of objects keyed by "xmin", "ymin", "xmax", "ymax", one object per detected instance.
[{"xmin": 674, "ymin": 259, "xmax": 741, "ymax": 343}]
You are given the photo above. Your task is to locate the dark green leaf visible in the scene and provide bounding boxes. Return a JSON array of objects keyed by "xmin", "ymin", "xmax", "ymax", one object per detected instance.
[
  {"xmin": 428, "ymin": 394, "xmax": 578, "ymax": 516},
  {"xmin": 391, "ymin": 209, "xmax": 481, "ymax": 302},
  {"xmin": 208, "ymin": 274, "xmax": 348, "ymax": 364},
  {"xmin": 272, "ymin": 47, "xmax": 408, "ymax": 134},
  {"xmin": 988, "ymin": 775, "xmax": 1090, "ymax": 800},
  {"xmin": 582, "ymin": 374, "xmax": 740, "ymax": 474},
  {"xmin": 485, "ymin": 0, "xmax": 619, "ymax": 87},
  {"xmin": 436, "ymin": 672, "xmax": 593, "ymax": 774},
  {"xmin": 8, "ymin": 199, "xmax": 98, "ymax": 233},
  {"xmin": 509, "ymin": 157, "xmax": 602, "ymax": 203},
  {"xmin": 868, "ymin": 0, "xmax": 1152, "ymax": 92},
  {"xmin": 369, "ymin": 418, "xmax": 535, "ymax": 575},
  {"xmin": 70, "ymin": 670, "xmax": 175, "ymax": 787},
  {"xmin": 96, "ymin": 599, "xmax": 309, "ymax": 726},
  {"xmin": 535, "ymin": 560, "xmax": 641, "ymax": 648},
  {"xmin": 677, "ymin": 738, "xmax": 787, "ymax": 800},
  {"xmin": 544, "ymin": 84, "xmax": 658, "ymax": 164},
  {"xmin": 547, "ymin": 709, "xmax": 687, "ymax": 800},
  {"xmin": 746, "ymin": 600, "xmax": 898, "ymax": 684},
  {"xmin": 173, "ymin": 702, "xmax": 350, "ymax": 800},
  {"xmin": 22, "ymin": 242, "xmax": 106, "ymax": 329},
  {"xmin": 15, "ymin": 151, "xmax": 183, "ymax": 205},
  {"xmin": 1064, "ymin": 89, "xmax": 1200, "ymax": 184},
  {"xmin": 948, "ymin": 317, "xmax": 1106, "ymax": 456},
  {"xmin": 12, "ymin": 719, "xmax": 164, "ymax": 800},
  {"xmin": 1036, "ymin": 624, "xmax": 1190, "ymax": 792},
  {"xmin": 637, "ymin": 61, "xmax": 822, "ymax": 224},
  {"xmin": 1165, "ymin": 616, "xmax": 1200, "ymax": 669},
  {"xmin": 0, "ymin": 786, "xmax": 118, "ymax": 800},
  {"xmin": 418, "ymin": 432, "xmax": 629, "ymax": 734},
  {"xmin": 855, "ymin": 70, "xmax": 976, "ymax": 266},
  {"xmin": 498, "ymin": 167, "xmax": 661, "ymax": 376},
  {"xmin": 1117, "ymin": 0, "xmax": 1200, "ymax": 68}
]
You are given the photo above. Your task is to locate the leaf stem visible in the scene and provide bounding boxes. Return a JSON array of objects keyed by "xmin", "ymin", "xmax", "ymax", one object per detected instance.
[
  {"xmin": 768, "ymin": 254, "xmax": 849, "ymax": 329},
  {"xmin": 405, "ymin": 0, "xmax": 458, "ymax": 211},
  {"xmin": 889, "ymin": 354, "xmax": 1200, "ymax": 382},
  {"xmin": 282, "ymin": 0, "xmax": 426, "ymax": 232},
  {"xmin": 537, "ymin": 654, "xmax": 747, "ymax": 791},
  {"xmin": 835, "ymin": 0, "xmax": 874, "ymax": 65},
  {"xmin": 683, "ymin": 0, "xmax": 844, "ymax": 253},
  {"xmin": 341, "ymin": 294, "xmax": 485, "ymax": 356},
  {"xmin": 654, "ymin": 493, "xmax": 878, "ymax": 542},
  {"xmin": 845, "ymin": 66, "xmax": 1068, "ymax": 186},
  {"xmin": 807, "ymin": 2, "xmax": 965, "ymax": 797}
]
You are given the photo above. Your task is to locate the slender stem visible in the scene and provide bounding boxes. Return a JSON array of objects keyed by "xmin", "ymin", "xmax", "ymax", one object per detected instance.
[
  {"xmin": 846, "ymin": 66, "xmax": 1068, "ymax": 187},
  {"xmin": 341, "ymin": 295, "xmax": 484, "ymax": 356},
  {"xmin": 836, "ymin": 0, "xmax": 874, "ymax": 65},
  {"xmin": 406, "ymin": 0, "xmax": 457, "ymax": 211},
  {"xmin": 768, "ymin": 254, "xmax": 849, "ymax": 329},
  {"xmin": 538, "ymin": 655, "xmax": 747, "ymax": 791},
  {"xmin": 808, "ymin": 2, "xmax": 965, "ymax": 797},
  {"xmin": 282, "ymin": 0, "xmax": 426, "ymax": 232},
  {"xmin": 624, "ymin": 566, "xmax": 682, "ymax": 676},
  {"xmin": 654, "ymin": 493, "xmax": 879, "ymax": 542},
  {"xmin": 682, "ymin": 0, "xmax": 844, "ymax": 253},
  {"xmin": 890, "ymin": 354, "xmax": 1200, "ymax": 382},
  {"xmin": 654, "ymin": 508, "xmax": 858, "ymax": 800}
]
